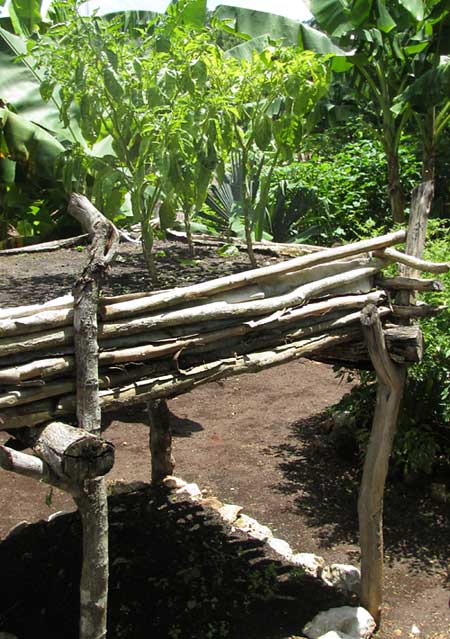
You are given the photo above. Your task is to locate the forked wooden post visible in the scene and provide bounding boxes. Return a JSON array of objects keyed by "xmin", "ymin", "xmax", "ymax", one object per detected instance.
[
  {"xmin": 70, "ymin": 193, "xmax": 119, "ymax": 639},
  {"xmin": 358, "ymin": 181, "xmax": 434, "ymax": 625},
  {"xmin": 147, "ymin": 398, "xmax": 175, "ymax": 483},
  {"xmin": 358, "ymin": 305, "xmax": 406, "ymax": 624}
]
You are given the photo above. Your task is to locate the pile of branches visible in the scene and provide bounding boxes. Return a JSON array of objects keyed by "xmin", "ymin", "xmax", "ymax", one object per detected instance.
[{"xmin": 0, "ymin": 228, "xmax": 446, "ymax": 431}]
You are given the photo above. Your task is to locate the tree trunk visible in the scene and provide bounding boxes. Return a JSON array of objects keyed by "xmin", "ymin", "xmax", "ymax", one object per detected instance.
[
  {"xmin": 183, "ymin": 205, "xmax": 195, "ymax": 258},
  {"xmin": 241, "ymin": 151, "xmax": 257, "ymax": 268},
  {"xmin": 387, "ymin": 150, "xmax": 405, "ymax": 224},
  {"xmin": 69, "ymin": 194, "xmax": 119, "ymax": 639},
  {"xmin": 358, "ymin": 305, "xmax": 406, "ymax": 626},
  {"xmin": 76, "ymin": 479, "xmax": 110, "ymax": 639},
  {"xmin": 147, "ymin": 398, "xmax": 175, "ymax": 483}
]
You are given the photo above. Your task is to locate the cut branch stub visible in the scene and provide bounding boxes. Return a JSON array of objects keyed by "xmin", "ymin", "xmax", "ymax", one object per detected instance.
[
  {"xmin": 383, "ymin": 325, "xmax": 424, "ymax": 365},
  {"xmin": 31, "ymin": 421, "xmax": 115, "ymax": 482}
]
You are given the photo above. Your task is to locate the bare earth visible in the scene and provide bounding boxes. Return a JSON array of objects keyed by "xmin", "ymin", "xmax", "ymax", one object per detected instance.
[{"xmin": 0, "ymin": 240, "xmax": 448, "ymax": 638}]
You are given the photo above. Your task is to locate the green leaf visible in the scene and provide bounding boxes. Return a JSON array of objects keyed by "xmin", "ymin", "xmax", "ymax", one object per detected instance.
[
  {"xmin": 103, "ymin": 67, "xmax": 124, "ymax": 99},
  {"xmin": 0, "ymin": 107, "xmax": 65, "ymax": 180},
  {"xmin": 158, "ymin": 197, "xmax": 176, "ymax": 231},
  {"xmin": 399, "ymin": 0, "xmax": 425, "ymax": 22},
  {"xmin": 0, "ymin": 156, "xmax": 16, "ymax": 183},
  {"xmin": 215, "ymin": 5, "xmax": 350, "ymax": 54},
  {"xmin": 8, "ymin": 0, "xmax": 42, "ymax": 36},
  {"xmin": 225, "ymin": 34, "xmax": 270, "ymax": 61},
  {"xmin": 310, "ymin": 0, "xmax": 351, "ymax": 35},
  {"xmin": 175, "ymin": 0, "xmax": 206, "ymax": 28},
  {"xmin": 299, "ymin": 23, "xmax": 353, "ymax": 55},
  {"xmin": 45, "ymin": 486, "xmax": 53, "ymax": 507},
  {"xmin": 404, "ymin": 41, "xmax": 429, "ymax": 54},
  {"xmin": 254, "ymin": 115, "xmax": 272, "ymax": 151},
  {"xmin": 376, "ymin": 0, "xmax": 396, "ymax": 33},
  {"xmin": 395, "ymin": 60, "xmax": 450, "ymax": 112},
  {"xmin": 0, "ymin": 28, "xmax": 82, "ymax": 142}
]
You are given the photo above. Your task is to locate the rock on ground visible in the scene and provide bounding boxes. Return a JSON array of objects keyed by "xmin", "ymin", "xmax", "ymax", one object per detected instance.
[{"xmin": 303, "ymin": 605, "xmax": 376, "ymax": 639}]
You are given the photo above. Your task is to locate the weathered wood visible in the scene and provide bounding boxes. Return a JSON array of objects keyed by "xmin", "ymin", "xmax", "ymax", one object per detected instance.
[
  {"xmin": 376, "ymin": 247, "xmax": 449, "ymax": 274},
  {"xmin": 399, "ymin": 181, "xmax": 435, "ymax": 308},
  {"xmin": 383, "ymin": 325, "xmax": 424, "ymax": 364},
  {"xmin": 0, "ymin": 326, "xmax": 73, "ymax": 359},
  {"xmin": 71, "ymin": 194, "xmax": 118, "ymax": 435},
  {"xmin": 3, "ymin": 315, "xmax": 428, "ymax": 428},
  {"xmin": 101, "ymin": 230, "xmax": 406, "ymax": 319},
  {"xmin": 75, "ymin": 479, "xmax": 109, "ymax": 639},
  {"xmin": 97, "ymin": 330, "xmax": 360, "ymax": 411},
  {"xmin": 27, "ymin": 421, "xmax": 115, "ymax": 482},
  {"xmin": 0, "ymin": 295, "xmax": 73, "ymax": 320},
  {"xmin": 0, "ymin": 381, "xmax": 74, "ymax": 408},
  {"xmin": 0, "ymin": 356, "xmax": 74, "ymax": 385},
  {"xmin": 0, "ymin": 234, "xmax": 89, "ymax": 256},
  {"xmin": 391, "ymin": 303, "xmax": 447, "ymax": 318},
  {"xmin": 0, "ymin": 257, "xmax": 380, "ymax": 338},
  {"xmin": 377, "ymin": 275, "xmax": 444, "ymax": 292},
  {"xmin": 99, "ymin": 266, "xmax": 382, "ymax": 338},
  {"xmin": 358, "ymin": 305, "xmax": 406, "ymax": 626},
  {"xmin": 0, "ymin": 307, "xmax": 73, "ymax": 338},
  {"xmin": 0, "ymin": 287, "xmax": 385, "ymax": 365},
  {"xmin": 0, "ymin": 444, "xmax": 75, "ymax": 493},
  {"xmin": 147, "ymin": 398, "xmax": 175, "ymax": 484},
  {"xmin": 69, "ymin": 193, "xmax": 118, "ymax": 639},
  {"xmin": 166, "ymin": 228, "xmax": 325, "ymax": 256}
]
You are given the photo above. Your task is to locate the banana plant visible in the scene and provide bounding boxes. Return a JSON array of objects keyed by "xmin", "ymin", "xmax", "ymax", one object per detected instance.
[
  {"xmin": 308, "ymin": 0, "xmax": 450, "ymax": 222},
  {"xmin": 0, "ymin": 105, "xmax": 71, "ymax": 241}
]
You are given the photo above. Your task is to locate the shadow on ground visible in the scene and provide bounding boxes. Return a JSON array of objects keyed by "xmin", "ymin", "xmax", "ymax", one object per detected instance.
[
  {"xmin": 269, "ymin": 412, "xmax": 450, "ymax": 576},
  {"xmin": 0, "ymin": 486, "xmax": 346, "ymax": 639}
]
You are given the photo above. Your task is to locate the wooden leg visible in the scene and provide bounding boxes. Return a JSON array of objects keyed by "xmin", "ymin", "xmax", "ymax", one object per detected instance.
[
  {"xmin": 147, "ymin": 398, "xmax": 175, "ymax": 483},
  {"xmin": 359, "ymin": 305, "xmax": 406, "ymax": 626}
]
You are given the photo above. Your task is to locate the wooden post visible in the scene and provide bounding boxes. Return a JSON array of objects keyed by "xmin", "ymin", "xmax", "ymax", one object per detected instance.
[
  {"xmin": 358, "ymin": 305, "xmax": 406, "ymax": 624},
  {"xmin": 147, "ymin": 398, "xmax": 175, "ymax": 483},
  {"xmin": 69, "ymin": 193, "xmax": 119, "ymax": 639},
  {"xmin": 358, "ymin": 181, "xmax": 434, "ymax": 625}
]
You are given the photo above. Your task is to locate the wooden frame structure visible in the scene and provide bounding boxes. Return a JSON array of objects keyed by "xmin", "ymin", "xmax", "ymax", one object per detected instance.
[{"xmin": 0, "ymin": 185, "xmax": 447, "ymax": 636}]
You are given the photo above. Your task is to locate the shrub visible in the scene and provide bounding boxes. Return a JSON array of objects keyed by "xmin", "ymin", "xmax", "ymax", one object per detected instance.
[{"xmin": 268, "ymin": 126, "xmax": 421, "ymax": 245}]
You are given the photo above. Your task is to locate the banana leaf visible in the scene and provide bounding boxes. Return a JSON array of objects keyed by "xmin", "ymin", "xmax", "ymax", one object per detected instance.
[
  {"xmin": 0, "ymin": 107, "xmax": 65, "ymax": 181},
  {"xmin": 214, "ymin": 5, "xmax": 350, "ymax": 55},
  {"xmin": 0, "ymin": 26, "xmax": 83, "ymax": 142},
  {"xmin": 393, "ymin": 58, "xmax": 450, "ymax": 114}
]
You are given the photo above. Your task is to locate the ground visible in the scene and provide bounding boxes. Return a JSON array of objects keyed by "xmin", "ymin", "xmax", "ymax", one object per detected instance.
[{"xmin": 0, "ymin": 239, "xmax": 448, "ymax": 638}]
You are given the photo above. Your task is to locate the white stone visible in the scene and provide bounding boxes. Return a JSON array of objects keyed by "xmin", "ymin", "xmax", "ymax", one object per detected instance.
[
  {"xmin": 234, "ymin": 514, "xmax": 273, "ymax": 541},
  {"xmin": 163, "ymin": 475, "xmax": 187, "ymax": 490},
  {"xmin": 47, "ymin": 510, "xmax": 70, "ymax": 522},
  {"xmin": 5, "ymin": 521, "xmax": 29, "ymax": 539},
  {"xmin": 176, "ymin": 482, "xmax": 202, "ymax": 499},
  {"xmin": 317, "ymin": 632, "xmax": 356, "ymax": 639},
  {"xmin": 267, "ymin": 537, "xmax": 293, "ymax": 560},
  {"xmin": 322, "ymin": 564, "xmax": 361, "ymax": 595},
  {"xmin": 303, "ymin": 606, "xmax": 376, "ymax": 639},
  {"xmin": 218, "ymin": 504, "xmax": 243, "ymax": 523},
  {"xmin": 290, "ymin": 552, "xmax": 326, "ymax": 577}
]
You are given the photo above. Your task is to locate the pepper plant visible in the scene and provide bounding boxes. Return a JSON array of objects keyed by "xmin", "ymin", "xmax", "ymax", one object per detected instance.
[
  {"xmin": 222, "ymin": 46, "xmax": 329, "ymax": 266},
  {"xmin": 30, "ymin": 0, "xmax": 232, "ymax": 271}
]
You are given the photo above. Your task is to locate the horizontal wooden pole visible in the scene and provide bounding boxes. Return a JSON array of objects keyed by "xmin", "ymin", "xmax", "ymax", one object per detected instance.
[
  {"xmin": 101, "ymin": 230, "xmax": 406, "ymax": 319},
  {"xmin": 377, "ymin": 275, "xmax": 444, "ymax": 292},
  {"xmin": 377, "ymin": 247, "xmax": 449, "ymax": 273}
]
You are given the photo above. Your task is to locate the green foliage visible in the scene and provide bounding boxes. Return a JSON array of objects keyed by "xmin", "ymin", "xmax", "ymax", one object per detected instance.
[
  {"xmin": 309, "ymin": 0, "xmax": 450, "ymax": 220},
  {"xmin": 333, "ymin": 221, "xmax": 450, "ymax": 477},
  {"xmin": 269, "ymin": 126, "xmax": 421, "ymax": 244}
]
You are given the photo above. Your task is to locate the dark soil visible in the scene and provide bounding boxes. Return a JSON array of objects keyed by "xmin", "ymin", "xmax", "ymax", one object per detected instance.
[{"xmin": 0, "ymin": 240, "xmax": 449, "ymax": 639}]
